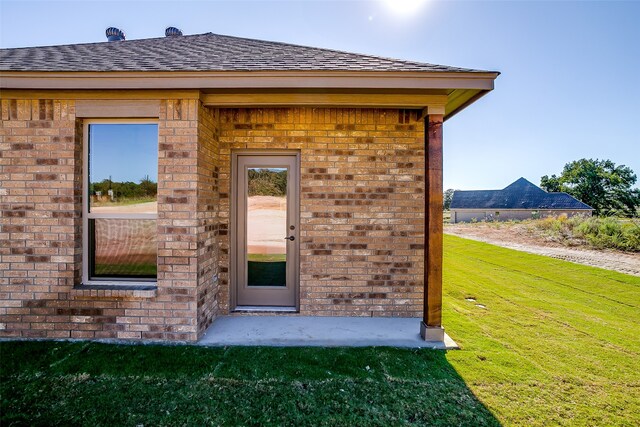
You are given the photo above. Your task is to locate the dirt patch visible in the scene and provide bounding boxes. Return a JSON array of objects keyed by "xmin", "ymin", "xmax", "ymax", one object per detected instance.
[
  {"xmin": 248, "ymin": 196, "xmax": 286, "ymax": 255},
  {"xmin": 91, "ymin": 201, "xmax": 157, "ymax": 214},
  {"xmin": 446, "ymin": 223, "xmax": 640, "ymax": 277}
]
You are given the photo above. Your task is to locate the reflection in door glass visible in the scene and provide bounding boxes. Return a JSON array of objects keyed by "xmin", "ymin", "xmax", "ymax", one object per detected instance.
[{"xmin": 247, "ymin": 167, "xmax": 287, "ymax": 287}]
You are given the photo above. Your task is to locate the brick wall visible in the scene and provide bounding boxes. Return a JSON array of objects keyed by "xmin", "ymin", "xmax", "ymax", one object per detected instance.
[
  {"xmin": 0, "ymin": 98, "xmax": 222, "ymax": 341},
  {"xmin": 1, "ymin": 102, "xmax": 426, "ymax": 341},
  {"xmin": 196, "ymin": 105, "xmax": 220, "ymax": 336},
  {"xmin": 217, "ymin": 108, "xmax": 425, "ymax": 317},
  {"xmin": 0, "ymin": 99, "xmax": 83, "ymax": 337},
  {"xmin": 153, "ymin": 99, "xmax": 200, "ymax": 340}
]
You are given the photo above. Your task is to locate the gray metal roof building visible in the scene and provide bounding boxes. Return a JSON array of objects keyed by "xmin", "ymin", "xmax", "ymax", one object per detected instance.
[
  {"xmin": 450, "ymin": 178, "xmax": 593, "ymax": 223},
  {"xmin": 451, "ymin": 178, "xmax": 593, "ymax": 210}
]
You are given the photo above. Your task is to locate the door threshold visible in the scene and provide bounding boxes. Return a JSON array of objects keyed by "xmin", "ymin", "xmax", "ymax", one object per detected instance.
[{"xmin": 234, "ymin": 306, "xmax": 298, "ymax": 313}]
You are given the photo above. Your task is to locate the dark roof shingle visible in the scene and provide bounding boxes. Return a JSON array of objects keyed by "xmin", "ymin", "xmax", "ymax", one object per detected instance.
[
  {"xmin": 0, "ymin": 32, "xmax": 488, "ymax": 73},
  {"xmin": 450, "ymin": 178, "xmax": 593, "ymax": 210}
]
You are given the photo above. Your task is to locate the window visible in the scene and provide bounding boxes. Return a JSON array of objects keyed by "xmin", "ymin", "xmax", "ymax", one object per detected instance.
[{"xmin": 83, "ymin": 121, "xmax": 158, "ymax": 284}]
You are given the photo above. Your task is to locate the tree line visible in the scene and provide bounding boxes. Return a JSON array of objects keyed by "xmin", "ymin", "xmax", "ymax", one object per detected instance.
[
  {"xmin": 90, "ymin": 176, "xmax": 157, "ymax": 200},
  {"xmin": 248, "ymin": 168, "xmax": 287, "ymax": 197}
]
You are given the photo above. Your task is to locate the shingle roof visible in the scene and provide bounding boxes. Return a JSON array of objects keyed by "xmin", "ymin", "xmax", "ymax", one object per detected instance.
[
  {"xmin": 0, "ymin": 32, "xmax": 487, "ymax": 73},
  {"xmin": 450, "ymin": 178, "xmax": 593, "ymax": 210}
]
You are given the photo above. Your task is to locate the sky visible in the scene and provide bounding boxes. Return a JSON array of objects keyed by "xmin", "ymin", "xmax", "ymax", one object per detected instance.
[
  {"xmin": 89, "ymin": 124, "xmax": 158, "ymax": 183},
  {"xmin": 1, "ymin": 0, "xmax": 639, "ymax": 190}
]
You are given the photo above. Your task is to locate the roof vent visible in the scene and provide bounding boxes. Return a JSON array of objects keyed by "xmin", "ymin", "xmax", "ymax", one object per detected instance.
[
  {"xmin": 165, "ymin": 27, "xmax": 183, "ymax": 37},
  {"xmin": 106, "ymin": 27, "xmax": 126, "ymax": 42}
]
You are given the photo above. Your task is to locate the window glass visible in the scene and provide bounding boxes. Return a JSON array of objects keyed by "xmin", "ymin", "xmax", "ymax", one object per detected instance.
[
  {"xmin": 90, "ymin": 219, "xmax": 157, "ymax": 278},
  {"xmin": 89, "ymin": 124, "xmax": 158, "ymax": 214},
  {"xmin": 86, "ymin": 123, "xmax": 158, "ymax": 282}
]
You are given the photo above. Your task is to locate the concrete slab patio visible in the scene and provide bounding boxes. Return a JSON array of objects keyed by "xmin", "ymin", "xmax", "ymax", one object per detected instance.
[{"xmin": 199, "ymin": 316, "xmax": 459, "ymax": 349}]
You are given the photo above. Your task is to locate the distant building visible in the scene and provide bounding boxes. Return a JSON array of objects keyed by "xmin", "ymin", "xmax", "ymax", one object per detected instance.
[{"xmin": 450, "ymin": 178, "xmax": 593, "ymax": 223}]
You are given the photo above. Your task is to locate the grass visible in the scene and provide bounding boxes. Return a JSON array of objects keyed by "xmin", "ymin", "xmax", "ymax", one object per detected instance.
[
  {"xmin": 571, "ymin": 216, "xmax": 640, "ymax": 251},
  {"xmin": 248, "ymin": 253, "xmax": 287, "ymax": 262},
  {"xmin": 2, "ymin": 235, "xmax": 639, "ymax": 426},
  {"xmin": 531, "ymin": 215, "xmax": 640, "ymax": 251},
  {"xmin": 442, "ymin": 235, "xmax": 639, "ymax": 425},
  {"xmin": 94, "ymin": 262, "xmax": 157, "ymax": 277},
  {"xmin": 0, "ymin": 345, "xmax": 493, "ymax": 426},
  {"xmin": 472, "ymin": 215, "xmax": 640, "ymax": 252}
]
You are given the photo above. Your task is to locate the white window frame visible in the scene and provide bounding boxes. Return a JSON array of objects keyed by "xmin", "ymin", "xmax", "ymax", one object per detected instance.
[{"xmin": 82, "ymin": 119, "xmax": 159, "ymax": 285}]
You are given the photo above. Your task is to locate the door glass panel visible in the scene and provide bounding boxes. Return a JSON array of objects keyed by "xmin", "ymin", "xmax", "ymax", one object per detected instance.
[{"xmin": 247, "ymin": 167, "xmax": 287, "ymax": 287}]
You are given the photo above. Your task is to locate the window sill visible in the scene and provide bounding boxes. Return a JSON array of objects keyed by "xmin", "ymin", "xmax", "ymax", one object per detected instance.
[{"xmin": 72, "ymin": 283, "xmax": 157, "ymax": 299}]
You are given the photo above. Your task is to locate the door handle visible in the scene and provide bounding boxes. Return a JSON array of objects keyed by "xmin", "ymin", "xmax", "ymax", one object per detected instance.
[{"xmin": 284, "ymin": 236, "xmax": 295, "ymax": 241}]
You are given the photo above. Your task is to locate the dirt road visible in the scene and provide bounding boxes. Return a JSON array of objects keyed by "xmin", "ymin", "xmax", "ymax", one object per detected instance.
[
  {"xmin": 91, "ymin": 201, "xmax": 157, "ymax": 213},
  {"xmin": 446, "ymin": 224, "xmax": 640, "ymax": 277},
  {"xmin": 247, "ymin": 196, "xmax": 286, "ymax": 255}
]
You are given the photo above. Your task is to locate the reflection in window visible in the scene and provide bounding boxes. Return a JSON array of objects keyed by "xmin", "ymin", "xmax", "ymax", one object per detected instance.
[
  {"xmin": 89, "ymin": 124, "xmax": 158, "ymax": 214},
  {"xmin": 85, "ymin": 123, "xmax": 158, "ymax": 282},
  {"xmin": 90, "ymin": 219, "xmax": 157, "ymax": 278}
]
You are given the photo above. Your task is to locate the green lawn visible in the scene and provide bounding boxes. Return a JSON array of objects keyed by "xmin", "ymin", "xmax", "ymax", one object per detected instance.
[
  {"xmin": 1, "ymin": 235, "xmax": 639, "ymax": 426},
  {"xmin": 442, "ymin": 235, "xmax": 639, "ymax": 425},
  {"xmin": 94, "ymin": 262, "xmax": 157, "ymax": 277},
  {"xmin": 248, "ymin": 253, "xmax": 287, "ymax": 262}
]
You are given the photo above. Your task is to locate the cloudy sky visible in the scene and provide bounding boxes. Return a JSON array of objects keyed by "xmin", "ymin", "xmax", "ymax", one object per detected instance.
[{"xmin": 1, "ymin": 0, "xmax": 638, "ymax": 190}]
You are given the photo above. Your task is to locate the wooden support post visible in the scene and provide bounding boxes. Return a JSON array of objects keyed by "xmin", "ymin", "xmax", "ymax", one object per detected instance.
[{"xmin": 421, "ymin": 113, "xmax": 445, "ymax": 342}]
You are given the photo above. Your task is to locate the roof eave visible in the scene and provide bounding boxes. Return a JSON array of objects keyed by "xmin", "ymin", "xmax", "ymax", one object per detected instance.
[
  {"xmin": 0, "ymin": 69, "xmax": 499, "ymax": 88},
  {"xmin": 0, "ymin": 70, "xmax": 499, "ymax": 118},
  {"xmin": 444, "ymin": 89, "xmax": 492, "ymax": 122}
]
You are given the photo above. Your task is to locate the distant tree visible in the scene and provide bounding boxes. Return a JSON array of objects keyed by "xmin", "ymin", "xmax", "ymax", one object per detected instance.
[
  {"xmin": 138, "ymin": 175, "xmax": 158, "ymax": 198},
  {"xmin": 540, "ymin": 175, "xmax": 561, "ymax": 193},
  {"xmin": 248, "ymin": 168, "xmax": 287, "ymax": 197},
  {"xmin": 541, "ymin": 159, "xmax": 640, "ymax": 217},
  {"xmin": 443, "ymin": 189, "xmax": 457, "ymax": 211}
]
